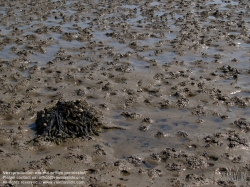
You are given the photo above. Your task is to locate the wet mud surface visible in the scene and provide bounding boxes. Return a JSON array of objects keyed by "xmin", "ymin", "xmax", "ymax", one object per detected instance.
[{"xmin": 1, "ymin": 0, "xmax": 250, "ymax": 186}]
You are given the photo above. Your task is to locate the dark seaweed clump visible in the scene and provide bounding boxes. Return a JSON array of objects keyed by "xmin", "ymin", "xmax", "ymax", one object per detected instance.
[{"xmin": 36, "ymin": 100, "xmax": 103, "ymax": 142}]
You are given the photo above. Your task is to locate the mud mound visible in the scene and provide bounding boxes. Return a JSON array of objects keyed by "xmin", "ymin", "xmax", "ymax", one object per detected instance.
[{"xmin": 36, "ymin": 100, "xmax": 103, "ymax": 142}]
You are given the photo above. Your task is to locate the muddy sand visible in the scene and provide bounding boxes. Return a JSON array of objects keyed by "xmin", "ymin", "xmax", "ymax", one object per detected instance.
[{"xmin": 0, "ymin": 0, "xmax": 250, "ymax": 186}]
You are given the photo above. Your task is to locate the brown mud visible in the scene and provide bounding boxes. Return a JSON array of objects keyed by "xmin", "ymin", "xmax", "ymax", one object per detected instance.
[{"xmin": 0, "ymin": 0, "xmax": 250, "ymax": 186}]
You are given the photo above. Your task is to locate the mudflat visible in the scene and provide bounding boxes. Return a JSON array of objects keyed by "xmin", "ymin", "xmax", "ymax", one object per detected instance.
[{"xmin": 0, "ymin": 0, "xmax": 250, "ymax": 186}]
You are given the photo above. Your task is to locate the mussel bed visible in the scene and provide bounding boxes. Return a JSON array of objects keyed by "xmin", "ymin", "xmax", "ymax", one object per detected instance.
[{"xmin": 36, "ymin": 100, "xmax": 103, "ymax": 141}]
